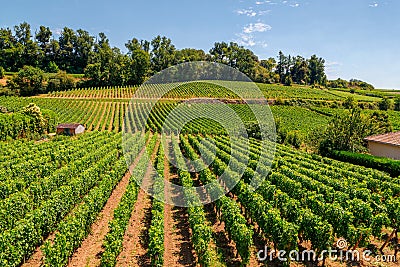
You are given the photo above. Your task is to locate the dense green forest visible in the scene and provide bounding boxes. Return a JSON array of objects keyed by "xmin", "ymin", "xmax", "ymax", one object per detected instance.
[{"xmin": 0, "ymin": 22, "xmax": 373, "ymax": 95}]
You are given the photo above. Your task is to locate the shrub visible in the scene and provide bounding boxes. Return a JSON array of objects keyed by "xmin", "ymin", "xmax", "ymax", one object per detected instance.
[
  {"xmin": 47, "ymin": 71, "xmax": 76, "ymax": 91},
  {"xmin": 379, "ymin": 97, "xmax": 393, "ymax": 111},
  {"xmin": 7, "ymin": 66, "xmax": 46, "ymax": 96},
  {"xmin": 332, "ymin": 150, "xmax": 400, "ymax": 177},
  {"xmin": 285, "ymin": 131, "xmax": 302, "ymax": 148}
]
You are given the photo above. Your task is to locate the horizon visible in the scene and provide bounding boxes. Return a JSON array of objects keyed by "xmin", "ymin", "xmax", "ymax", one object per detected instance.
[{"xmin": 1, "ymin": 0, "xmax": 399, "ymax": 89}]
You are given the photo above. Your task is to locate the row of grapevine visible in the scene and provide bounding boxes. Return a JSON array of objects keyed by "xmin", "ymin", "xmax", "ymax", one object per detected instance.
[
  {"xmin": 170, "ymin": 136, "xmax": 214, "ymax": 266},
  {"xmin": 209, "ymin": 134, "xmax": 400, "ymax": 250},
  {"xmin": 47, "ymin": 86, "xmax": 138, "ymax": 99},
  {"xmin": 179, "ymin": 135, "xmax": 254, "ymax": 265},
  {"xmin": 0, "ymin": 133, "xmax": 137, "ymax": 266},
  {"xmin": 0, "ymin": 134, "xmax": 120, "ymax": 233},
  {"xmin": 148, "ymin": 141, "xmax": 165, "ymax": 266},
  {"xmin": 42, "ymin": 132, "xmax": 146, "ymax": 266},
  {"xmin": 0, "ymin": 132, "xmax": 109, "ymax": 200}
]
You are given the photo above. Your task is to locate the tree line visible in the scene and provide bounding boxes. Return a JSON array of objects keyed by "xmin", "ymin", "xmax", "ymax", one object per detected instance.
[{"xmin": 1, "ymin": 22, "xmax": 364, "ymax": 94}]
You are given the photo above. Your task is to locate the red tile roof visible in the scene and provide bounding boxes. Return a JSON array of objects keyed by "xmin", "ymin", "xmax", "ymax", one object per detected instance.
[
  {"xmin": 364, "ymin": 132, "xmax": 400, "ymax": 147},
  {"xmin": 56, "ymin": 123, "xmax": 84, "ymax": 129}
]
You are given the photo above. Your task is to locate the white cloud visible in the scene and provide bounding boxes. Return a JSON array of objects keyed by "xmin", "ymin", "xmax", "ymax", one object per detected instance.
[
  {"xmin": 235, "ymin": 33, "xmax": 269, "ymax": 48},
  {"xmin": 255, "ymin": 0, "xmax": 274, "ymax": 4},
  {"xmin": 290, "ymin": 3, "xmax": 300, "ymax": 7},
  {"xmin": 258, "ymin": 10, "xmax": 271, "ymax": 16},
  {"xmin": 236, "ymin": 8, "xmax": 270, "ymax": 17},
  {"xmin": 236, "ymin": 9, "xmax": 257, "ymax": 17},
  {"xmin": 243, "ymin": 22, "xmax": 272, "ymax": 33},
  {"xmin": 236, "ymin": 33, "xmax": 256, "ymax": 46},
  {"xmin": 369, "ymin": 3, "xmax": 379, "ymax": 7}
]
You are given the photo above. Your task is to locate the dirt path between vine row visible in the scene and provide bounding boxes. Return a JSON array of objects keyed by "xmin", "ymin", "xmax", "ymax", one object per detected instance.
[
  {"xmin": 67, "ymin": 145, "xmax": 147, "ymax": 267},
  {"xmin": 163, "ymin": 140, "xmax": 196, "ymax": 267},
  {"xmin": 116, "ymin": 141, "xmax": 160, "ymax": 267}
]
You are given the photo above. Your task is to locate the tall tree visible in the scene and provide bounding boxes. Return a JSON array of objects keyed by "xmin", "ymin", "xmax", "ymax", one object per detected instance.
[
  {"xmin": 85, "ymin": 32, "xmax": 129, "ymax": 86},
  {"xmin": 260, "ymin": 57, "xmax": 276, "ymax": 72},
  {"xmin": 0, "ymin": 28, "xmax": 16, "ymax": 70},
  {"xmin": 14, "ymin": 22, "xmax": 39, "ymax": 68},
  {"xmin": 58, "ymin": 27, "xmax": 77, "ymax": 72},
  {"xmin": 209, "ymin": 42, "xmax": 258, "ymax": 78},
  {"xmin": 308, "ymin": 55, "xmax": 326, "ymax": 85},
  {"xmin": 150, "ymin": 36, "xmax": 176, "ymax": 73},
  {"xmin": 209, "ymin": 42, "xmax": 229, "ymax": 64},
  {"xmin": 126, "ymin": 38, "xmax": 150, "ymax": 84},
  {"xmin": 291, "ymin": 56, "xmax": 309, "ymax": 84},
  {"xmin": 35, "ymin": 26, "xmax": 52, "ymax": 69},
  {"xmin": 73, "ymin": 29, "xmax": 94, "ymax": 73},
  {"xmin": 175, "ymin": 48, "xmax": 206, "ymax": 63}
]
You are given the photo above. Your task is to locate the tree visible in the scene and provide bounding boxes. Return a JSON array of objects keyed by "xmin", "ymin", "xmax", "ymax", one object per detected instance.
[
  {"xmin": 317, "ymin": 108, "xmax": 392, "ymax": 154},
  {"xmin": 175, "ymin": 48, "xmax": 206, "ymax": 63},
  {"xmin": 150, "ymin": 36, "xmax": 176, "ymax": 73},
  {"xmin": 73, "ymin": 29, "xmax": 94, "ymax": 73},
  {"xmin": 125, "ymin": 38, "xmax": 151, "ymax": 84},
  {"xmin": 14, "ymin": 22, "xmax": 39, "ymax": 68},
  {"xmin": 0, "ymin": 27, "xmax": 16, "ymax": 70},
  {"xmin": 308, "ymin": 55, "xmax": 326, "ymax": 85},
  {"xmin": 284, "ymin": 75, "xmax": 293, "ymax": 86},
  {"xmin": 58, "ymin": 27, "xmax": 77, "ymax": 72},
  {"xmin": 291, "ymin": 56, "xmax": 309, "ymax": 84},
  {"xmin": 47, "ymin": 61, "xmax": 59, "ymax": 73},
  {"xmin": 0, "ymin": 66, "xmax": 4, "ymax": 79},
  {"xmin": 379, "ymin": 97, "xmax": 393, "ymax": 111},
  {"xmin": 8, "ymin": 66, "xmax": 46, "ymax": 96},
  {"xmin": 85, "ymin": 33, "xmax": 129, "ymax": 86},
  {"xmin": 209, "ymin": 42, "xmax": 229, "ymax": 63},
  {"xmin": 260, "ymin": 58, "xmax": 276, "ymax": 72},
  {"xmin": 276, "ymin": 51, "xmax": 287, "ymax": 83},
  {"xmin": 349, "ymin": 79, "xmax": 375, "ymax": 90},
  {"xmin": 209, "ymin": 42, "xmax": 258, "ymax": 78},
  {"xmin": 36, "ymin": 26, "xmax": 52, "ymax": 68}
]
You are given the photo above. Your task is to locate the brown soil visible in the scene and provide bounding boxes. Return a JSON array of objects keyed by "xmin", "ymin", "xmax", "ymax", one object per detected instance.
[
  {"xmin": 0, "ymin": 78, "xmax": 7, "ymax": 86},
  {"xmin": 67, "ymin": 170, "xmax": 131, "ymax": 267},
  {"xmin": 163, "ymin": 166, "xmax": 196, "ymax": 267},
  {"xmin": 116, "ymin": 141, "xmax": 160, "ymax": 267},
  {"xmin": 203, "ymin": 203, "xmax": 241, "ymax": 267}
]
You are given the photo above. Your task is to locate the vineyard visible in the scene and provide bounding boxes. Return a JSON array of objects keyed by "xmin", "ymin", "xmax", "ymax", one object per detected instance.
[
  {"xmin": 0, "ymin": 129, "xmax": 399, "ymax": 266},
  {"xmin": 0, "ymin": 96, "xmax": 333, "ymax": 136},
  {"xmin": 0, "ymin": 82, "xmax": 399, "ymax": 267},
  {"xmin": 42, "ymin": 82, "xmax": 362, "ymax": 101}
]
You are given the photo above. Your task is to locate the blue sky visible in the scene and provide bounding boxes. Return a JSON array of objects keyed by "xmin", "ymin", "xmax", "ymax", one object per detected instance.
[{"xmin": 1, "ymin": 0, "xmax": 399, "ymax": 89}]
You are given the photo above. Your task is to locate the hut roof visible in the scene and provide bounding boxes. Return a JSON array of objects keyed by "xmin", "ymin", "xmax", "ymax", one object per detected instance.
[{"xmin": 56, "ymin": 123, "xmax": 84, "ymax": 129}]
